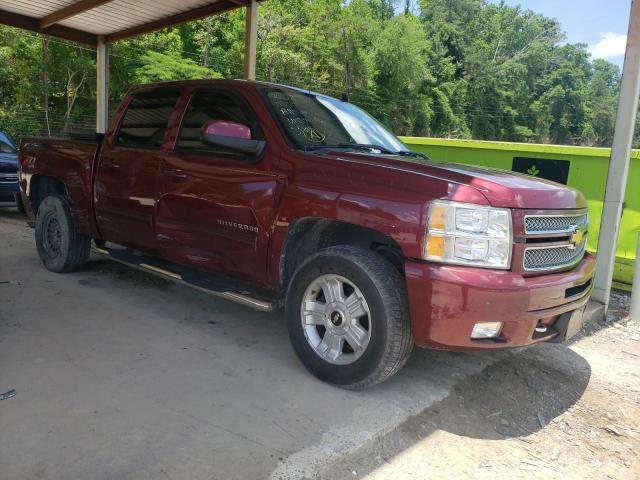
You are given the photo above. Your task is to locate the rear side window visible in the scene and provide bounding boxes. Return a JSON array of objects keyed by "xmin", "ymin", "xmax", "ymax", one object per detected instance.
[
  {"xmin": 177, "ymin": 89, "xmax": 261, "ymax": 154},
  {"xmin": 117, "ymin": 88, "xmax": 180, "ymax": 149}
]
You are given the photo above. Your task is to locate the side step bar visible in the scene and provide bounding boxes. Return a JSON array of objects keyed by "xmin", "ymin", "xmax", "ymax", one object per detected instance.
[{"xmin": 93, "ymin": 246, "xmax": 281, "ymax": 312}]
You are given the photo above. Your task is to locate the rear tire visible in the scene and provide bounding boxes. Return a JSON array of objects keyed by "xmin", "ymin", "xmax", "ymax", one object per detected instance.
[
  {"xmin": 286, "ymin": 246, "xmax": 413, "ymax": 389},
  {"xmin": 35, "ymin": 195, "xmax": 90, "ymax": 273}
]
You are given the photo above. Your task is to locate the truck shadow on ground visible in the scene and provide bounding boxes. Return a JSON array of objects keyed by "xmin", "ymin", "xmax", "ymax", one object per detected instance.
[
  {"xmin": 74, "ymin": 256, "xmax": 592, "ymax": 479},
  {"xmin": 411, "ymin": 343, "xmax": 590, "ymax": 439},
  {"xmin": 82, "ymin": 257, "xmax": 592, "ymax": 440},
  {"xmin": 322, "ymin": 341, "xmax": 593, "ymax": 478},
  {"xmin": 0, "ymin": 206, "xmax": 21, "ymax": 218}
]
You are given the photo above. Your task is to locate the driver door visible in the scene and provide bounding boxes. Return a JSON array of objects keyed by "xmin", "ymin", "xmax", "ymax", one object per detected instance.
[{"xmin": 156, "ymin": 88, "xmax": 281, "ymax": 284}]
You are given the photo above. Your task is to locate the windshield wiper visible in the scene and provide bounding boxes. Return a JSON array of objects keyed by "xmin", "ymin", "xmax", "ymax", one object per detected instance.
[
  {"xmin": 307, "ymin": 143, "xmax": 430, "ymax": 159},
  {"xmin": 397, "ymin": 150, "xmax": 430, "ymax": 160},
  {"xmin": 340, "ymin": 143, "xmax": 397, "ymax": 155},
  {"xmin": 306, "ymin": 143, "xmax": 396, "ymax": 155}
]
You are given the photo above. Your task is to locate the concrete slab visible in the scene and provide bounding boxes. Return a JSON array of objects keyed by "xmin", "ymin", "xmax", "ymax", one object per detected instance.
[
  {"xmin": 584, "ymin": 299, "xmax": 606, "ymax": 325},
  {"xmin": 0, "ymin": 210, "xmax": 513, "ymax": 479}
]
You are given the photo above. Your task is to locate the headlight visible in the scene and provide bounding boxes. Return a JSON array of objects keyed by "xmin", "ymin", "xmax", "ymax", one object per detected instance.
[{"xmin": 424, "ymin": 200, "xmax": 512, "ymax": 269}]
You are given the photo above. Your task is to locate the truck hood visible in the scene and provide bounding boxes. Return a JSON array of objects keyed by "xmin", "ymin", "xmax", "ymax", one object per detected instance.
[
  {"xmin": 0, "ymin": 152, "xmax": 17, "ymax": 169},
  {"xmin": 329, "ymin": 152, "xmax": 586, "ymax": 209}
]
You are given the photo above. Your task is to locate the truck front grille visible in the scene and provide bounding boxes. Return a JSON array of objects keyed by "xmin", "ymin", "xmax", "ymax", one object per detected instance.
[
  {"xmin": 524, "ymin": 212, "xmax": 588, "ymax": 234},
  {"xmin": 524, "ymin": 240, "xmax": 587, "ymax": 271}
]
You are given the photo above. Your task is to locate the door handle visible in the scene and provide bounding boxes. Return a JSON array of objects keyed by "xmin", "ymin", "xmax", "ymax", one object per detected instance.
[
  {"xmin": 101, "ymin": 161, "xmax": 121, "ymax": 169},
  {"xmin": 167, "ymin": 169, "xmax": 189, "ymax": 180}
]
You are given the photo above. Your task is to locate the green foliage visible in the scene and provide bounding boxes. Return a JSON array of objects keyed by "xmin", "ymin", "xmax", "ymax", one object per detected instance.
[
  {"xmin": 373, "ymin": 14, "xmax": 433, "ymax": 134},
  {"xmin": 132, "ymin": 51, "xmax": 221, "ymax": 83},
  {"xmin": 0, "ymin": 0, "xmax": 627, "ymax": 147}
]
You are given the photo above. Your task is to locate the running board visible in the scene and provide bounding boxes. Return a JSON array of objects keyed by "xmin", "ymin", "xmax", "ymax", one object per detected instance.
[{"xmin": 93, "ymin": 246, "xmax": 281, "ymax": 312}]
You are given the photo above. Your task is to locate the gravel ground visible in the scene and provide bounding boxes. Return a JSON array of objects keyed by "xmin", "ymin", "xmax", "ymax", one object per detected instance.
[{"xmin": 322, "ymin": 290, "xmax": 640, "ymax": 480}]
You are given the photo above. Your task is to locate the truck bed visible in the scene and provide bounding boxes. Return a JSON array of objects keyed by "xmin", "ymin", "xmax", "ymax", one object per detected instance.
[{"xmin": 20, "ymin": 136, "xmax": 102, "ymax": 236}]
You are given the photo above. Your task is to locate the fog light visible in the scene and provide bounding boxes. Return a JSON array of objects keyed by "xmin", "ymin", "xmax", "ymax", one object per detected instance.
[{"xmin": 471, "ymin": 322, "xmax": 503, "ymax": 339}]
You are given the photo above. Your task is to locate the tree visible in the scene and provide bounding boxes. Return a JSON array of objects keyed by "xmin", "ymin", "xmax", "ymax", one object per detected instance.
[
  {"xmin": 0, "ymin": 1, "xmax": 625, "ymax": 147},
  {"xmin": 132, "ymin": 51, "xmax": 221, "ymax": 83},
  {"xmin": 585, "ymin": 59, "xmax": 620, "ymax": 146},
  {"xmin": 373, "ymin": 14, "xmax": 433, "ymax": 134},
  {"xmin": 531, "ymin": 44, "xmax": 590, "ymax": 144}
]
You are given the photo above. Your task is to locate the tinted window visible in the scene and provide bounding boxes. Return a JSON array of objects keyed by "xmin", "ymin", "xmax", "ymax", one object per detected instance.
[
  {"xmin": 117, "ymin": 88, "xmax": 180, "ymax": 149},
  {"xmin": 178, "ymin": 90, "xmax": 260, "ymax": 154},
  {"xmin": 0, "ymin": 140, "xmax": 16, "ymax": 154}
]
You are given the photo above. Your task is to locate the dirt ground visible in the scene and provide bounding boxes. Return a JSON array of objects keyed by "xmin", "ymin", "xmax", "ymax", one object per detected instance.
[{"xmin": 322, "ymin": 293, "xmax": 640, "ymax": 480}]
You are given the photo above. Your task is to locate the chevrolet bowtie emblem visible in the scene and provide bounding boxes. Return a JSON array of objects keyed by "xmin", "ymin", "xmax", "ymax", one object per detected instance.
[{"xmin": 569, "ymin": 227, "xmax": 584, "ymax": 249}]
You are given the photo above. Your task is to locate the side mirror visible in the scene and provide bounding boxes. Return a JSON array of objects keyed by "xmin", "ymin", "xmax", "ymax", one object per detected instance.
[{"xmin": 201, "ymin": 120, "xmax": 265, "ymax": 157}]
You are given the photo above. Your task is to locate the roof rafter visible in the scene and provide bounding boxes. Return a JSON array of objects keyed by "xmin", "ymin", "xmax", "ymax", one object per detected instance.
[
  {"xmin": 106, "ymin": 0, "xmax": 262, "ymax": 43},
  {"xmin": 0, "ymin": 0, "xmax": 266, "ymax": 46},
  {"xmin": 0, "ymin": 9, "xmax": 98, "ymax": 46},
  {"xmin": 38, "ymin": 0, "xmax": 116, "ymax": 29}
]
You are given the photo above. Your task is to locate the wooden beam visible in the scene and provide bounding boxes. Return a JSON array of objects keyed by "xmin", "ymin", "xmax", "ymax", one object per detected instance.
[
  {"xmin": 39, "ymin": 0, "xmax": 116, "ymax": 29},
  {"xmin": 0, "ymin": 9, "xmax": 98, "ymax": 46},
  {"xmin": 106, "ymin": 0, "xmax": 263, "ymax": 43}
]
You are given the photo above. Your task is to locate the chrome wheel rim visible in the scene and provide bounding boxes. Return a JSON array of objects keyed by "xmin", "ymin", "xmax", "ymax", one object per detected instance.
[
  {"xmin": 42, "ymin": 213, "xmax": 62, "ymax": 258},
  {"xmin": 300, "ymin": 274, "xmax": 371, "ymax": 365}
]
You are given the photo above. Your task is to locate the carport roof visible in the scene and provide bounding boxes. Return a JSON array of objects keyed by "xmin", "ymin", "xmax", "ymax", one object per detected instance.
[{"xmin": 0, "ymin": 0, "xmax": 264, "ymax": 46}]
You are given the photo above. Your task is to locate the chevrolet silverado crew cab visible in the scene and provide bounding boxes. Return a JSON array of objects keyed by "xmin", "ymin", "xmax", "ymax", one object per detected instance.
[{"xmin": 18, "ymin": 80, "xmax": 594, "ymax": 388}]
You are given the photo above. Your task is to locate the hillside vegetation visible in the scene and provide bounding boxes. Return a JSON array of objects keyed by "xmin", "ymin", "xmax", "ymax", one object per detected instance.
[{"xmin": 0, "ymin": 0, "xmax": 626, "ymax": 146}]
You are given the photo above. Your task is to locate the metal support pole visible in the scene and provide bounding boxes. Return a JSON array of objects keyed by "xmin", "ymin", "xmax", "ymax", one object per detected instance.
[
  {"xmin": 243, "ymin": 0, "xmax": 258, "ymax": 80},
  {"xmin": 593, "ymin": 0, "xmax": 640, "ymax": 307},
  {"xmin": 96, "ymin": 35, "xmax": 109, "ymax": 134},
  {"xmin": 631, "ymin": 231, "xmax": 640, "ymax": 320}
]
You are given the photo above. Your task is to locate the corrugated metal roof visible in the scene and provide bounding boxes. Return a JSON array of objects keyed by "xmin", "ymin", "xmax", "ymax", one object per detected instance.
[{"xmin": 0, "ymin": 0, "xmax": 260, "ymax": 45}]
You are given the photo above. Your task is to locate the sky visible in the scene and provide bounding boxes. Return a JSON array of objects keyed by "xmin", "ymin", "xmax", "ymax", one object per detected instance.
[{"xmin": 498, "ymin": 0, "xmax": 631, "ymax": 67}]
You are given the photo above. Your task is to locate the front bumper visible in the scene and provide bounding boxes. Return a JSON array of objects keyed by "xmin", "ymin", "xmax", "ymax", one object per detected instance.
[
  {"xmin": 0, "ymin": 182, "xmax": 19, "ymax": 205},
  {"xmin": 405, "ymin": 252, "xmax": 595, "ymax": 350}
]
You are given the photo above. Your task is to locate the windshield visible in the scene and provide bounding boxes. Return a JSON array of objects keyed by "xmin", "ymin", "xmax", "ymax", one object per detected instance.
[
  {"xmin": 264, "ymin": 89, "xmax": 407, "ymax": 153},
  {"xmin": 0, "ymin": 132, "xmax": 16, "ymax": 154}
]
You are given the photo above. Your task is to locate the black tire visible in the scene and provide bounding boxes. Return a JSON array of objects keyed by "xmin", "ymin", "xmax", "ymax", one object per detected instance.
[
  {"xmin": 35, "ymin": 195, "xmax": 91, "ymax": 273},
  {"xmin": 286, "ymin": 246, "xmax": 413, "ymax": 389}
]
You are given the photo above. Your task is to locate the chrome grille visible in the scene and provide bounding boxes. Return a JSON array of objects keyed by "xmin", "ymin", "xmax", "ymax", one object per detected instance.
[
  {"xmin": 524, "ymin": 240, "xmax": 587, "ymax": 272},
  {"xmin": 525, "ymin": 212, "xmax": 588, "ymax": 234},
  {"xmin": 0, "ymin": 173, "xmax": 18, "ymax": 183}
]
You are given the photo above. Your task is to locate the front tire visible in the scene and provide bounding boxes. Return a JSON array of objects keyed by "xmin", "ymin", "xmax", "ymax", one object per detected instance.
[
  {"xmin": 35, "ymin": 195, "xmax": 90, "ymax": 273},
  {"xmin": 286, "ymin": 246, "xmax": 413, "ymax": 389}
]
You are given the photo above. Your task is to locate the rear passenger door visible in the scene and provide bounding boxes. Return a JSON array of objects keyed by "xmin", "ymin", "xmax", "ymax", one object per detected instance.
[
  {"xmin": 95, "ymin": 88, "xmax": 180, "ymax": 251},
  {"xmin": 156, "ymin": 87, "xmax": 280, "ymax": 284}
]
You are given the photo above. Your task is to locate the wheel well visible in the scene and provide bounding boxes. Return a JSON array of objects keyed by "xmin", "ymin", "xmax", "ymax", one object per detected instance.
[
  {"xmin": 30, "ymin": 176, "xmax": 67, "ymax": 214},
  {"xmin": 279, "ymin": 218, "xmax": 406, "ymax": 290}
]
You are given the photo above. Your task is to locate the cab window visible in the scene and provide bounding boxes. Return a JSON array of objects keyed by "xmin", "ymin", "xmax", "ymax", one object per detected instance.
[
  {"xmin": 117, "ymin": 88, "xmax": 180, "ymax": 149},
  {"xmin": 177, "ymin": 89, "xmax": 262, "ymax": 155}
]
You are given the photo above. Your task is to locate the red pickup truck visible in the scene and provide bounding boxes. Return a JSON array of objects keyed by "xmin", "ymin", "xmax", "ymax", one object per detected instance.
[{"xmin": 18, "ymin": 80, "xmax": 594, "ymax": 388}]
